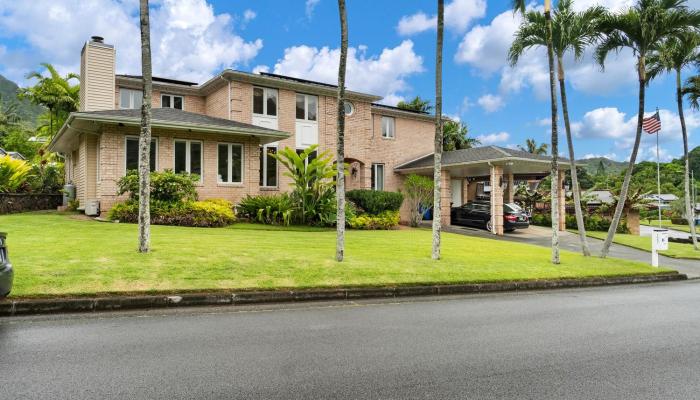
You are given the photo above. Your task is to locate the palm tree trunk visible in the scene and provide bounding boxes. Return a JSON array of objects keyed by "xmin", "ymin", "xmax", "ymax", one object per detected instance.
[
  {"xmin": 545, "ymin": 8, "xmax": 560, "ymax": 264},
  {"xmin": 557, "ymin": 56, "xmax": 590, "ymax": 256},
  {"xmin": 601, "ymin": 56, "xmax": 647, "ymax": 257},
  {"xmin": 138, "ymin": 0, "xmax": 152, "ymax": 253},
  {"xmin": 432, "ymin": 0, "xmax": 444, "ymax": 261},
  {"xmin": 335, "ymin": 0, "xmax": 348, "ymax": 262},
  {"xmin": 677, "ymin": 68, "xmax": 699, "ymax": 250}
]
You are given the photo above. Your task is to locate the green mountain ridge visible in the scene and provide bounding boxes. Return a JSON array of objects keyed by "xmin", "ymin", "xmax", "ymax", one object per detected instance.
[
  {"xmin": 0, "ymin": 74, "xmax": 45, "ymax": 125},
  {"xmin": 576, "ymin": 156, "xmax": 628, "ymax": 176}
]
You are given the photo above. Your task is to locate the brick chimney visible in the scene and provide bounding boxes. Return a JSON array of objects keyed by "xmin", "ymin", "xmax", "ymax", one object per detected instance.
[{"xmin": 79, "ymin": 36, "xmax": 115, "ymax": 112}]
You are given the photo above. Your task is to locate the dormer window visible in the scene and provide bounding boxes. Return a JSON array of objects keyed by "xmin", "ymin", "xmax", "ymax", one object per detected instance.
[
  {"xmin": 161, "ymin": 94, "xmax": 183, "ymax": 110},
  {"xmin": 253, "ymin": 87, "xmax": 277, "ymax": 117}
]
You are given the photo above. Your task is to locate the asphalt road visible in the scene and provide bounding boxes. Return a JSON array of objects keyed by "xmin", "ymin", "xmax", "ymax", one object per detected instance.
[{"xmin": 3, "ymin": 281, "xmax": 700, "ymax": 399}]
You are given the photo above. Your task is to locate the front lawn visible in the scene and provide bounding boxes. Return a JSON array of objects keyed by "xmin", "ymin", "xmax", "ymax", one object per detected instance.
[
  {"xmin": 586, "ymin": 231, "xmax": 700, "ymax": 260},
  {"xmin": 0, "ymin": 212, "xmax": 672, "ymax": 298},
  {"xmin": 640, "ymin": 219, "xmax": 697, "ymax": 234}
]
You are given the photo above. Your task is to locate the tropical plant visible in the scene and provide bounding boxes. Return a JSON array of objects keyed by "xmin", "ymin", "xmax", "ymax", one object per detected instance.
[
  {"xmin": 336, "ymin": 0, "xmax": 349, "ymax": 261},
  {"xmin": 238, "ymin": 194, "xmax": 294, "ymax": 225},
  {"xmin": 403, "ymin": 174, "xmax": 434, "ymax": 227},
  {"xmin": 28, "ymin": 149, "xmax": 63, "ymax": 193},
  {"xmin": 273, "ymin": 145, "xmax": 339, "ymax": 226},
  {"xmin": 517, "ymin": 138, "xmax": 549, "ymax": 155},
  {"xmin": 397, "ymin": 96, "xmax": 434, "ymax": 113},
  {"xmin": 117, "ymin": 170, "xmax": 198, "ymax": 203},
  {"xmin": 596, "ymin": 0, "xmax": 700, "ymax": 257},
  {"xmin": 0, "ymin": 95, "xmax": 20, "ymax": 131},
  {"xmin": 0, "ymin": 155, "xmax": 32, "ymax": 192},
  {"xmin": 138, "ymin": 0, "xmax": 153, "ymax": 253},
  {"xmin": 348, "ymin": 210, "xmax": 400, "ymax": 230},
  {"xmin": 18, "ymin": 63, "xmax": 79, "ymax": 138},
  {"xmin": 515, "ymin": 183, "xmax": 545, "ymax": 217},
  {"xmin": 442, "ymin": 120, "xmax": 479, "ymax": 151},
  {"xmin": 509, "ymin": 0, "xmax": 603, "ymax": 257},
  {"xmin": 432, "ymin": 0, "xmax": 445, "ymax": 260},
  {"xmin": 648, "ymin": 32, "xmax": 700, "ymax": 249},
  {"xmin": 109, "ymin": 199, "xmax": 235, "ymax": 227}
]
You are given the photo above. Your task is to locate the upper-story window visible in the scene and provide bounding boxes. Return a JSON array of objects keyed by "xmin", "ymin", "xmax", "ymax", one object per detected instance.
[
  {"xmin": 295, "ymin": 94, "xmax": 317, "ymax": 121},
  {"xmin": 344, "ymin": 101, "xmax": 354, "ymax": 116},
  {"xmin": 381, "ymin": 116, "xmax": 395, "ymax": 138},
  {"xmin": 253, "ymin": 87, "xmax": 277, "ymax": 117},
  {"xmin": 120, "ymin": 88, "xmax": 143, "ymax": 109},
  {"xmin": 161, "ymin": 94, "xmax": 183, "ymax": 110}
]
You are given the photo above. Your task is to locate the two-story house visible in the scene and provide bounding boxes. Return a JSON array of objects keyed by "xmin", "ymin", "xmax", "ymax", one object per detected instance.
[{"xmin": 49, "ymin": 36, "xmax": 435, "ymax": 221}]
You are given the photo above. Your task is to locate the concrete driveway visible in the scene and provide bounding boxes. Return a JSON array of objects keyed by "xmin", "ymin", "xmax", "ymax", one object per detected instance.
[
  {"xmin": 639, "ymin": 224, "xmax": 692, "ymax": 239},
  {"xmin": 445, "ymin": 224, "xmax": 700, "ymax": 278}
]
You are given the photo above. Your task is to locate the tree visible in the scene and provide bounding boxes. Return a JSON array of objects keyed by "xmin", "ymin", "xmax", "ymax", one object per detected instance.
[
  {"xmin": 397, "ymin": 96, "xmax": 433, "ymax": 113},
  {"xmin": 404, "ymin": 174, "xmax": 434, "ymax": 227},
  {"xmin": 432, "ymin": 0, "xmax": 444, "ymax": 260},
  {"xmin": 509, "ymin": 0, "xmax": 603, "ymax": 257},
  {"xmin": 18, "ymin": 63, "xmax": 79, "ymax": 139},
  {"xmin": 335, "ymin": 0, "xmax": 348, "ymax": 262},
  {"xmin": 138, "ymin": 0, "xmax": 153, "ymax": 253},
  {"xmin": 596, "ymin": 0, "xmax": 700, "ymax": 257},
  {"xmin": 0, "ymin": 95, "xmax": 20, "ymax": 132},
  {"xmin": 648, "ymin": 32, "xmax": 699, "ymax": 249},
  {"xmin": 518, "ymin": 138, "xmax": 549, "ymax": 155},
  {"xmin": 442, "ymin": 120, "xmax": 479, "ymax": 151}
]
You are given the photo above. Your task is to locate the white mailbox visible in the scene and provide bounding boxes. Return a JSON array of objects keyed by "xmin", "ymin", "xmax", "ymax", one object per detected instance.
[{"xmin": 650, "ymin": 229, "xmax": 669, "ymax": 267}]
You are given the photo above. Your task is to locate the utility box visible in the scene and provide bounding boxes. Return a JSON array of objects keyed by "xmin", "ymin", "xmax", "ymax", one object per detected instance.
[{"xmin": 84, "ymin": 200, "xmax": 100, "ymax": 216}]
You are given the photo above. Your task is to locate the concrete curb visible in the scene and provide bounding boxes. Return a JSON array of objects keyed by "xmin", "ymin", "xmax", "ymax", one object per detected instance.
[{"xmin": 0, "ymin": 272, "xmax": 686, "ymax": 317}]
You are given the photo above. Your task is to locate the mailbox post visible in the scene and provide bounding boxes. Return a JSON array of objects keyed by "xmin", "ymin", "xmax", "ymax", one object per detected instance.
[{"xmin": 651, "ymin": 229, "xmax": 669, "ymax": 267}]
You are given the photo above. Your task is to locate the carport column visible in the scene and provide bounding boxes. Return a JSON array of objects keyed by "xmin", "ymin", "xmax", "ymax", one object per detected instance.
[
  {"xmin": 507, "ymin": 172, "xmax": 515, "ymax": 203},
  {"xmin": 490, "ymin": 164, "xmax": 504, "ymax": 235},
  {"xmin": 440, "ymin": 169, "xmax": 451, "ymax": 226},
  {"xmin": 558, "ymin": 171, "xmax": 566, "ymax": 231}
]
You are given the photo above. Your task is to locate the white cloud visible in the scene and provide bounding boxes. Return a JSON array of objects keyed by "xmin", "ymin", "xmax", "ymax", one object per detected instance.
[
  {"xmin": 252, "ymin": 65, "xmax": 270, "ymax": 74},
  {"xmin": 477, "ymin": 93, "xmax": 504, "ymax": 113},
  {"xmin": 0, "ymin": 0, "xmax": 262, "ymax": 84},
  {"xmin": 243, "ymin": 9, "xmax": 256, "ymax": 22},
  {"xmin": 270, "ymin": 40, "xmax": 424, "ymax": 104},
  {"xmin": 582, "ymin": 152, "xmax": 620, "ymax": 161},
  {"xmin": 397, "ymin": 0, "xmax": 487, "ymax": 35},
  {"xmin": 476, "ymin": 131, "xmax": 510, "ymax": 145},
  {"xmin": 305, "ymin": 0, "xmax": 321, "ymax": 19}
]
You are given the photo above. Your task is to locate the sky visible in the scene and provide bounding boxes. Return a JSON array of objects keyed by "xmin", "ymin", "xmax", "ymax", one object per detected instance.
[{"xmin": 1, "ymin": 0, "xmax": 699, "ymax": 162}]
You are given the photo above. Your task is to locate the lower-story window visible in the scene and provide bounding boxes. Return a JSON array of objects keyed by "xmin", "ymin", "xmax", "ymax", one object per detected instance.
[
  {"xmin": 371, "ymin": 163, "xmax": 385, "ymax": 191},
  {"xmin": 174, "ymin": 139, "xmax": 202, "ymax": 180},
  {"xmin": 125, "ymin": 136, "xmax": 157, "ymax": 172},
  {"xmin": 259, "ymin": 144, "xmax": 277, "ymax": 187},
  {"xmin": 217, "ymin": 143, "xmax": 243, "ymax": 184}
]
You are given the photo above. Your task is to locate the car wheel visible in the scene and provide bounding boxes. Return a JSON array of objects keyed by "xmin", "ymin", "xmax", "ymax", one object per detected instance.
[{"xmin": 486, "ymin": 220, "xmax": 492, "ymax": 232}]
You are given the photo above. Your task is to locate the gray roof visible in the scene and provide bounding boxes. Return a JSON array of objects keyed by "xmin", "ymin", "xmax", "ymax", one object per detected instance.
[{"xmin": 395, "ymin": 146, "xmax": 564, "ymax": 170}]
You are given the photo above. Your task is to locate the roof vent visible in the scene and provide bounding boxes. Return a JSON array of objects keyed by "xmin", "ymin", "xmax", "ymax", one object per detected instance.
[{"xmin": 90, "ymin": 36, "xmax": 104, "ymax": 43}]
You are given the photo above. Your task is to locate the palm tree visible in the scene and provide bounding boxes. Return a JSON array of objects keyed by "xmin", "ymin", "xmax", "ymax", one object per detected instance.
[
  {"xmin": 683, "ymin": 74, "xmax": 700, "ymax": 247},
  {"xmin": 138, "ymin": 0, "xmax": 153, "ymax": 253},
  {"xmin": 518, "ymin": 138, "xmax": 549, "ymax": 155},
  {"xmin": 0, "ymin": 95, "xmax": 20, "ymax": 129},
  {"xmin": 19, "ymin": 63, "xmax": 79, "ymax": 138},
  {"xmin": 442, "ymin": 120, "xmax": 479, "ymax": 151},
  {"xmin": 596, "ymin": 0, "xmax": 700, "ymax": 257},
  {"xmin": 432, "ymin": 0, "xmax": 444, "ymax": 260},
  {"xmin": 648, "ymin": 32, "xmax": 700, "ymax": 250},
  {"xmin": 335, "ymin": 0, "xmax": 348, "ymax": 262},
  {"xmin": 397, "ymin": 96, "xmax": 434, "ymax": 113},
  {"xmin": 509, "ymin": 0, "xmax": 603, "ymax": 257}
]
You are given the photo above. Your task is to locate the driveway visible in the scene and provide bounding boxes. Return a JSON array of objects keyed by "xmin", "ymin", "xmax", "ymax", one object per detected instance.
[
  {"xmin": 639, "ymin": 224, "xmax": 692, "ymax": 239},
  {"xmin": 445, "ymin": 224, "xmax": 700, "ymax": 278}
]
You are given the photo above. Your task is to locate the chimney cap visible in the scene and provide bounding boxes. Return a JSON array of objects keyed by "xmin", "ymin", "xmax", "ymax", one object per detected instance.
[{"xmin": 90, "ymin": 36, "xmax": 104, "ymax": 43}]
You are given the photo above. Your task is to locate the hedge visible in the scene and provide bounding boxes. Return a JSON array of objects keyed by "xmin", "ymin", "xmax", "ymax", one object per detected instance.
[
  {"xmin": 346, "ymin": 190, "xmax": 403, "ymax": 215},
  {"xmin": 109, "ymin": 199, "xmax": 236, "ymax": 227}
]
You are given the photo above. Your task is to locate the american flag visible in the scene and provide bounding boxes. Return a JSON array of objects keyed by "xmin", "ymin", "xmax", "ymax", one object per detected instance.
[{"xmin": 642, "ymin": 111, "xmax": 661, "ymax": 134}]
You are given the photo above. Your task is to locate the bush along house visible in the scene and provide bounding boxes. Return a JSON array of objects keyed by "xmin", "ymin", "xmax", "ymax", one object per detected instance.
[{"xmin": 48, "ymin": 36, "xmax": 436, "ymax": 222}]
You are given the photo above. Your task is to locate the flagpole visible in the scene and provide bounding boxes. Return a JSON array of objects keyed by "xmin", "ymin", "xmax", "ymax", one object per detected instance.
[{"xmin": 656, "ymin": 107, "xmax": 661, "ymax": 228}]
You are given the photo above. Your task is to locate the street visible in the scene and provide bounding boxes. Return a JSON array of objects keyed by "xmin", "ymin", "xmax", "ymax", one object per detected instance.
[{"xmin": 2, "ymin": 281, "xmax": 700, "ymax": 399}]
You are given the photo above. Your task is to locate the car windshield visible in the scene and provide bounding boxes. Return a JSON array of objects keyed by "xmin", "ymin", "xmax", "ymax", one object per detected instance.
[{"xmin": 505, "ymin": 203, "xmax": 522, "ymax": 213}]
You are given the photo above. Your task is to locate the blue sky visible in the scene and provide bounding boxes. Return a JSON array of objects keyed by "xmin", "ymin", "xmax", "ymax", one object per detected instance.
[{"xmin": 1, "ymin": 0, "xmax": 699, "ymax": 161}]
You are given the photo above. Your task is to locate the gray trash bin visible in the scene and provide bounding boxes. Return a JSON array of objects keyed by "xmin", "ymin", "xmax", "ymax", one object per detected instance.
[{"xmin": 0, "ymin": 232, "xmax": 13, "ymax": 298}]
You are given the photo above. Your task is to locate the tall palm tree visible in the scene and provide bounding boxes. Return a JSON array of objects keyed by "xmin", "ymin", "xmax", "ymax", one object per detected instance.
[
  {"xmin": 443, "ymin": 120, "xmax": 479, "ymax": 151},
  {"xmin": 19, "ymin": 63, "xmax": 79, "ymax": 138},
  {"xmin": 596, "ymin": 0, "xmax": 700, "ymax": 257},
  {"xmin": 648, "ymin": 32, "xmax": 699, "ymax": 250},
  {"xmin": 512, "ymin": 0, "xmax": 561, "ymax": 264},
  {"xmin": 683, "ymin": 74, "xmax": 700, "ymax": 246},
  {"xmin": 432, "ymin": 0, "xmax": 444, "ymax": 260},
  {"xmin": 518, "ymin": 138, "xmax": 549, "ymax": 155},
  {"xmin": 138, "ymin": 0, "xmax": 153, "ymax": 253},
  {"xmin": 397, "ymin": 96, "xmax": 434, "ymax": 113},
  {"xmin": 335, "ymin": 0, "xmax": 348, "ymax": 262},
  {"xmin": 509, "ymin": 0, "xmax": 603, "ymax": 257}
]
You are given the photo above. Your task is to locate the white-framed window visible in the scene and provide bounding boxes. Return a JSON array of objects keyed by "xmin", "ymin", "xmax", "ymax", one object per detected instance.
[
  {"xmin": 295, "ymin": 94, "xmax": 318, "ymax": 121},
  {"xmin": 253, "ymin": 87, "xmax": 278, "ymax": 117},
  {"xmin": 119, "ymin": 88, "xmax": 143, "ymax": 109},
  {"xmin": 161, "ymin": 94, "xmax": 184, "ymax": 110},
  {"xmin": 174, "ymin": 139, "xmax": 202, "ymax": 180},
  {"xmin": 371, "ymin": 163, "xmax": 385, "ymax": 191},
  {"xmin": 125, "ymin": 136, "xmax": 157, "ymax": 172},
  {"xmin": 344, "ymin": 101, "xmax": 354, "ymax": 116},
  {"xmin": 381, "ymin": 116, "xmax": 395, "ymax": 138},
  {"xmin": 259, "ymin": 144, "xmax": 277, "ymax": 187},
  {"xmin": 217, "ymin": 143, "xmax": 243, "ymax": 184}
]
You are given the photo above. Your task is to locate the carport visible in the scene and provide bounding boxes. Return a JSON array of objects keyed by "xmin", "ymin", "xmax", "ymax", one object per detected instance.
[{"xmin": 394, "ymin": 146, "xmax": 569, "ymax": 235}]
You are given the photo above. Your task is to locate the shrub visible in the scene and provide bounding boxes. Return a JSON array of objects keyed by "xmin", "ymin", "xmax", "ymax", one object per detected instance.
[
  {"xmin": 117, "ymin": 170, "xmax": 198, "ymax": 202},
  {"xmin": 28, "ymin": 163, "xmax": 63, "ymax": 193},
  {"xmin": 238, "ymin": 194, "xmax": 294, "ymax": 225},
  {"xmin": 402, "ymin": 174, "xmax": 433, "ymax": 227},
  {"xmin": 348, "ymin": 210, "xmax": 400, "ymax": 230},
  {"xmin": 563, "ymin": 214, "xmax": 630, "ymax": 233},
  {"xmin": 0, "ymin": 155, "xmax": 32, "ymax": 192},
  {"xmin": 346, "ymin": 189, "xmax": 404, "ymax": 215},
  {"xmin": 109, "ymin": 199, "xmax": 235, "ymax": 227}
]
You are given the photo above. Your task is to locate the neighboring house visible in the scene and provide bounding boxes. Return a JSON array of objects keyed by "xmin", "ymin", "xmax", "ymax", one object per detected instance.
[
  {"xmin": 585, "ymin": 190, "xmax": 615, "ymax": 208},
  {"xmin": 643, "ymin": 193, "xmax": 679, "ymax": 209},
  {"xmin": 0, "ymin": 148, "xmax": 26, "ymax": 160},
  {"xmin": 49, "ymin": 36, "xmax": 435, "ymax": 220}
]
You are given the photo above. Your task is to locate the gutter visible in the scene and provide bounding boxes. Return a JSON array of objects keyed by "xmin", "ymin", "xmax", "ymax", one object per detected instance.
[{"xmin": 395, "ymin": 157, "xmax": 571, "ymax": 173}]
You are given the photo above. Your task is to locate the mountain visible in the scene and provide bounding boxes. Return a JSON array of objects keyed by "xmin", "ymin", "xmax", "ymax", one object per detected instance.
[
  {"xmin": 0, "ymin": 74, "xmax": 45, "ymax": 125},
  {"xmin": 576, "ymin": 157, "xmax": 628, "ymax": 176}
]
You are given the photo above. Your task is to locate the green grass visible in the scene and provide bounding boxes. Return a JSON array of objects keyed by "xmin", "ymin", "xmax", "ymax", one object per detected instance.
[
  {"xmin": 586, "ymin": 231, "xmax": 700, "ymax": 260},
  {"xmin": 640, "ymin": 219, "xmax": 697, "ymax": 234},
  {"xmin": 0, "ymin": 212, "xmax": 673, "ymax": 298}
]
